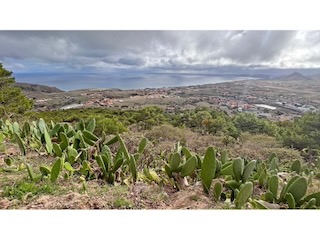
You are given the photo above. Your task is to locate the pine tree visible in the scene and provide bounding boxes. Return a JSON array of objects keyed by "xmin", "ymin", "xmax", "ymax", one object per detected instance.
[{"xmin": 0, "ymin": 63, "xmax": 33, "ymax": 117}]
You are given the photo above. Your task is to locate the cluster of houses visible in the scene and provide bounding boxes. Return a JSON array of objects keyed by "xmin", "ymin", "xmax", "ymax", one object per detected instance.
[
  {"xmin": 84, "ymin": 98, "xmax": 114, "ymax": 107},
  {"xmin": 53, "ymin": 85, "xmax": 318, "ymax": 122}
]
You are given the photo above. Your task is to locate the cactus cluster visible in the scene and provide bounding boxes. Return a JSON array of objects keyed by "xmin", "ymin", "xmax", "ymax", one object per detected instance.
[
  {"xmin": 0, "ymin": 118, "xmax": 152, "ymax": 185},
  {"xmin": 258, "ymin": 153, "xmax": 320, "ymax": 209},
  {"xmin": 165, "ymin": 145, "xmax": 198, "ymax": 190},
  {"xmin": 218, "ymin": 153, "xmax": 256, "ymax": 206},
  {"xmin": 2, "ymin": 118, "xmax": 320, "ymax": 209}
]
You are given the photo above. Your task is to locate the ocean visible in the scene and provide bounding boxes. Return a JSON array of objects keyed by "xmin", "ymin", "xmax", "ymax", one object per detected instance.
[{"xmin": 14, "ymin": 72, "xmax": 258, "ymax": 91}]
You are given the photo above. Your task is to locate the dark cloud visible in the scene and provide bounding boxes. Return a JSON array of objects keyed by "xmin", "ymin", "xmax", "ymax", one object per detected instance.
[
  {"xmin": 1, "ymin": 30, "xmax": 320, "ymax": 73},
  {"xmin": 117, "ymin": 57, "xmax": 145, "ymax": 66}
]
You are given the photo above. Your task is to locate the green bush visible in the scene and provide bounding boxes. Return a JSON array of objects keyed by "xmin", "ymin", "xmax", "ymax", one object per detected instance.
[
  {"xmin": 0, "ymin": 63, "xmax": 33, "ymax": 117},
  {"xmin": 95, "ymin": 118, "xmax": 127, "ymax": 135}
]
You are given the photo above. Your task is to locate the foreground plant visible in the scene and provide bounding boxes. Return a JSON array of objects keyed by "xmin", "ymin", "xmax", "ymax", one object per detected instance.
[
  {"xmin": 200, "ymin": 147, "xmax": 216, "ymax": 194},
  {"xmin": 165, "ymin": 145, "xmax": 198, "ymax": 190},
  {"xmin": 2, "ymin": 117, "xmax": 320, "ymax": 210}
]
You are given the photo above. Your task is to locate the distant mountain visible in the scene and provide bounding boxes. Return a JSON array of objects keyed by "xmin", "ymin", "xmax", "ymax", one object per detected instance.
[
  {"xmin": 15, "ymin": 82, "xmax": 64, "ymax": 93},
  {"xmin": 307, "ymin": 73, "xmax": 320, "ymax": 80},
  {"xmin": 274, "ymin": 72, "xmax": 312, "ymax": 81}
]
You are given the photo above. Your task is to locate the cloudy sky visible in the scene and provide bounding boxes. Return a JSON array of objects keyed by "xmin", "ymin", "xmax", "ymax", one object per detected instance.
[{"xmin": 1, "ymin": 31, "xmax": 320, "ymax": 75}]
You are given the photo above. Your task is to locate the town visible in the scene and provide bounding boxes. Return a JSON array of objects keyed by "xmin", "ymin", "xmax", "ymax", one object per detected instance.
[{"xmin": 29, "ymin": 77, "xmax": 320, "ymax": 122}]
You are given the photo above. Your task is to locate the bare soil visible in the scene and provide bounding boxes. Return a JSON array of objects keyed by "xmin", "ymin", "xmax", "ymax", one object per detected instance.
[{"xmin": 0, "ymin": 181, "xmax": 220, "ymax": 210}]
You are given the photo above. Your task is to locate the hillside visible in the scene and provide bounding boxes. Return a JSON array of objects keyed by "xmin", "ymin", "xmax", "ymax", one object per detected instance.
[
  {"xmin": 15, "ymin": 82, "xmax": 64, "ymax": 93},
  {"xmin": 275, "ymin": 72, "xmax": 312, "ymax": 81},
  {"xmin": 1, "ymin": 114, "xmax": 320, "ymax": 210}
]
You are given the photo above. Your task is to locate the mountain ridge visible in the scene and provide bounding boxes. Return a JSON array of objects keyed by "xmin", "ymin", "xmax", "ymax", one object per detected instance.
[
  {"xmin": 15, "ymin": 82, "xmax": 64, "ymax": 93},
  {"xmin": 274, "ymin": 72, "xmax": 313, "ymax": 81}
]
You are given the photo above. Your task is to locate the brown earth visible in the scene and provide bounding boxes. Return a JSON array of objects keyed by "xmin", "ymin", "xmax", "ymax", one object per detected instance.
[{"xmin": 0, "ymin": 180, "xmax": 221, "ymax": 210}]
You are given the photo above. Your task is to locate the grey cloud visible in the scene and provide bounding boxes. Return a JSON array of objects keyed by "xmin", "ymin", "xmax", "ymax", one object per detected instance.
[
  {"xmin": 1, "ymin": 30, "xmax": 320, "ymax": 71},
  {"xmin": 301, "ymin": 31, "xmax": 320, "ymax": 46},
  {"xmin": 220, "ymin": 31, "xmax": 297, "ymax": 63},
  {"xmin": 0, "ymin": 31, "xmax": 180, "ymax": 67},
  {"xmin": 0, "ymin": 32, "xmax": 77, "ymax": 62},
  {"xmin": 117, "ymin": 57, "xmax": 145, "ymax": 66}
]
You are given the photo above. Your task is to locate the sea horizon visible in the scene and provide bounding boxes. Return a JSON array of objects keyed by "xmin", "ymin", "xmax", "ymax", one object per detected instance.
[{"xmin": 13, "ymin": 72, "xmax": 260, "ymax": 91}]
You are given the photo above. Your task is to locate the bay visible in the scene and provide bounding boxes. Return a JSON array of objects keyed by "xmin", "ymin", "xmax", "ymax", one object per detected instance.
[{"xmin": 14, "ymin": 72, "xmax": 258, "ymax": 91}]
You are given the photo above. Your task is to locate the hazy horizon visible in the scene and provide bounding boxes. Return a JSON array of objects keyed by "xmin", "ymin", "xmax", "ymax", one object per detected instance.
[{"xmin": 14, "ymin": 72, "xmax": 262, "ymax": 91}]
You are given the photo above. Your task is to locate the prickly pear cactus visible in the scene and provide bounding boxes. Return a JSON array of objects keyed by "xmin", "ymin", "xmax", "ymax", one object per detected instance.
[
  {"xmin": 286, "ymin": 177, "xmax": 307, "ymax": 203},
  {"xmin": 213, "ymin": 182, "xmax": 222, "ymax": 201},
  {"xmin": 235, "ymin": 182, "xmax": 253, "ymax": 209},
  {"xmin": 180, "ymin": 156, "xmax": 197, "ymax": 177},
  {"xmin": 268, "ymin": 175, "xmax": 279, "ymax": 199},
  {"xmin": 200, "ymin": 147, "xmax": 216, "ymax": 194},
  {"xmin": 291, "ymin": 160, "xmax": 301, "ymax": 174},
  {"xmin": 233, "ymin": 157, "xmax": 244, "ymax": 182},
  {"xmin": 50, "ymin": 157, "xmax": 64, "ymax": 183},
  {"xmin": 242, "ymin": 160, "xmax": 256, "ymax": 183}
]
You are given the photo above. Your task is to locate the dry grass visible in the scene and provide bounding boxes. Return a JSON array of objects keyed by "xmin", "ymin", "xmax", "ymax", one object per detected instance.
[{"xmin": 228, "ymin": 133, "xmax": 303, "ymax": 164}]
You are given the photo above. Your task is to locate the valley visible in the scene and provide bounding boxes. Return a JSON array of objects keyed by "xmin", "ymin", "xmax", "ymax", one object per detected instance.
[{"xmin": 22, "ymin": 76, "xmax": 320, "ymax": 122}]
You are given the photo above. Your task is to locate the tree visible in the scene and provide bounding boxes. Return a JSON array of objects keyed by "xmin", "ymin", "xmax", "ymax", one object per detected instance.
[
  {"xmin": 135, "ymin": 106, "xmax": 167, "ymax": 130},
  {"xmin": 0, "ymin": 63, "xmax": 33, "ymax": 117},
  {"xmin": 278, "ymin": 112, "xmax": 320, "ymax": 150},
  {"xmin": 233, "ymin": 113, "xmax": 276, "ymax": 136},
  {"xmin": 195, "ymin": 110, "xmax": 212, "ymax": 133}
]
